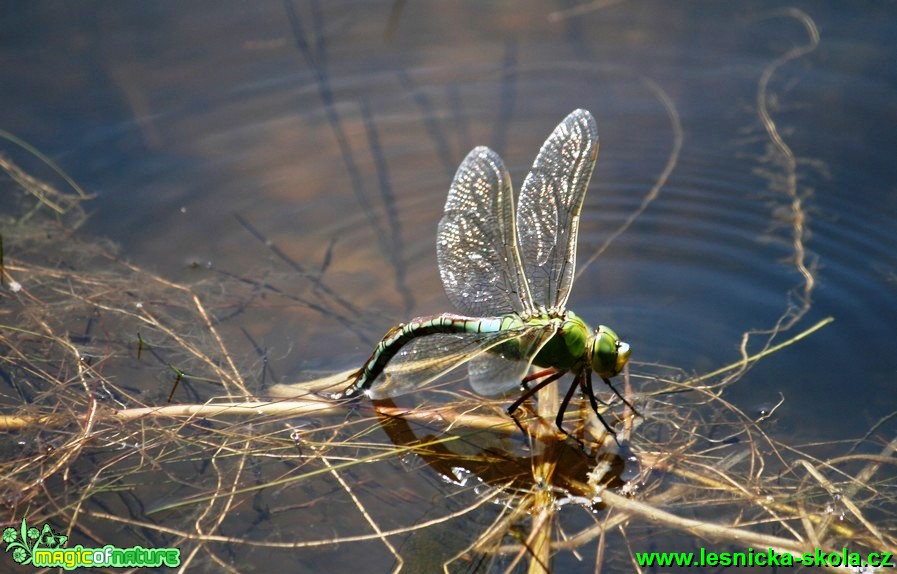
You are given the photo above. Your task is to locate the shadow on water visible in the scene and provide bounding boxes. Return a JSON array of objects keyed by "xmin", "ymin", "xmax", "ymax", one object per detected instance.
[
  {"xmin": 2, "ymin": 2, "xmax": 897, "ymax": 573},
  {"xmin": 284, "ymin": 0, "xmax": 416, "ymax": 315}
]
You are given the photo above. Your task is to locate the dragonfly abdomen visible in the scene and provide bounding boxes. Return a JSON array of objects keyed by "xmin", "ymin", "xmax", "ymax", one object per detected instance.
[{"xmin": 343, "ymin": 313, "xmax": 512, "ymax": 397}]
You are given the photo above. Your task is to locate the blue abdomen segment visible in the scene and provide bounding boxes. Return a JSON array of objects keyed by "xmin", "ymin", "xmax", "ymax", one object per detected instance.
[{"xmin": 345, "ymin": 313, "xmax": 515, "ymax": 396}]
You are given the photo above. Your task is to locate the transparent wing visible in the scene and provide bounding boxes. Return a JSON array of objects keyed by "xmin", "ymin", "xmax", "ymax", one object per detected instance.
[
  {"xmin": 366, "ymin": 323, "xmax": 554, "ymax": 399},
  {"xmin": 467, "ymin": 322, "xmax": 558, "ymax": 396},
  {"xmin": 517, "ymin": 109, "xmax": 599, "ymax": 311},
  {"xmin": 438, "ymin": 146, "xmax": 533, "ymax": 317}
]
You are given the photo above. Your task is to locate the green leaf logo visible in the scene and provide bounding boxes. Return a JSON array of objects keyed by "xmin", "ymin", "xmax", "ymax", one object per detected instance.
[{"xmin": 3, "ymin": 518, "xmax": 68, "ymax": 566}]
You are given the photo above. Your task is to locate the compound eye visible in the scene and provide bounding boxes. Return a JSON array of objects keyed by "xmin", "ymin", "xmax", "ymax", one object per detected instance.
[{"xmin": 614, "ymin": 341, "xmax": 632, "ymax": 374}]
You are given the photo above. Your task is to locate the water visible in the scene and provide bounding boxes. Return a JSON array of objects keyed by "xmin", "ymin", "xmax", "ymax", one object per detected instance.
[{"xmin": 2, "ymin": 2, "xmax": 896, "ymax": 572}]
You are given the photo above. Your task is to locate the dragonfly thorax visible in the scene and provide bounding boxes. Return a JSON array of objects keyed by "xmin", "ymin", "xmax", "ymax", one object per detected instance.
[
  {"xmin": 527, "ymin": 312, "xmax": 630, "ymax": 378},
  {"xmin": 528, "ymin": 310, "xmax": 590, "ymax": 371}
]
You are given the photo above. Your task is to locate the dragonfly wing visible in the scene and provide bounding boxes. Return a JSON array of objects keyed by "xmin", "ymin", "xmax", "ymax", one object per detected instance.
[
  {"xmin": 467, "ymin": 322, "xmax": 558, "ymax": 396},
  {"xmin": 366, "ymin": 327, "xmax": 534, "ymax": 399},
  {"xmin": 517, "ymin": 109, "xmax": 598, "ymax": 310},
  {"xmin": 438, "ymin": 146, "xmax": 533, "ymax": 317}
]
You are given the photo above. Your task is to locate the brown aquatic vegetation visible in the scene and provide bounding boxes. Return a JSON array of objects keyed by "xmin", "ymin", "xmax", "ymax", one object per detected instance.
[{"xmin": 1, "ymin": 150, "xmax": 893, "ymax": 574}]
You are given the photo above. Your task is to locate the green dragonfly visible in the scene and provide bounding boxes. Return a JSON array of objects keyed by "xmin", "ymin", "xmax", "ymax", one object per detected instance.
[{"xmin": 339, "ymin": 109, "xmax": 632, "ymax": 441}]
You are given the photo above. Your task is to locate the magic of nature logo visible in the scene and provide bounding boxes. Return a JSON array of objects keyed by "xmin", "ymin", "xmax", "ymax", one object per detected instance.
[{"xmin": 3, "ymin": 518, "xmax": 180, "ymax": 569}]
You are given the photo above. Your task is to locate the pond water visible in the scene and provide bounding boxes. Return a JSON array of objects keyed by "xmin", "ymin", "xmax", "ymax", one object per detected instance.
[{"xmin": 2, "ymin": 2, "xmax": 896, "ymax": 572}]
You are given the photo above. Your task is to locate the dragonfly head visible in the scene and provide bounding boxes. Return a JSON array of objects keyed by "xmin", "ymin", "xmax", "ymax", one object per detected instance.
[{"xmin": 591, "ymin": 325, "xmax": 631, "ymax": 378}]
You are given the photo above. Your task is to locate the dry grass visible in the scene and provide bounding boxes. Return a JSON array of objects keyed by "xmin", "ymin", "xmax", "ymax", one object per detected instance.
[{"xmin": 1, "ymin": 152, "xmax": 895, "ymax": 574}]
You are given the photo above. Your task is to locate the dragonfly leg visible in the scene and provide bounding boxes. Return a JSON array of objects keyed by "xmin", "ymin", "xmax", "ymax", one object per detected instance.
[
  {"xmin": 520, "ymin": 368, "xmax": 559, "ymax": 390},
  {"xmin": 584, "ymin": 370, "xmax": 620, "ymax": 443},
  {"xmin": 506, "ymin": 369, "xmax": 566, "ymax": 416},
  {"xmin": 556, "ymin": 373, "xmax": 585, "ymax": 448},
  {"xmin": 508, "ymin": 409, "xmax": 529, "ymax": 440},
  {"xmin": 600, "ymin": 376, "xmax": 640, "ymax": 416},
  {"xmin": 580, "ymin": 370, "xmax": 600, "ymax": 413}
]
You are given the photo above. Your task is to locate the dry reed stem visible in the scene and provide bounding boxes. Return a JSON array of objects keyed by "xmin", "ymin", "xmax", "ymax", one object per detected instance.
[{"xmin": 317, "ymin": 437, "xmax": 405, "ymax": 571}]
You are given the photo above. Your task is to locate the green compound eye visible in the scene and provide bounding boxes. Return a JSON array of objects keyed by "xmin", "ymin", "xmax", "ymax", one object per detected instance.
[{"xmin": 592, "ymin": 325, "xmax": 631, "ymax": 377}]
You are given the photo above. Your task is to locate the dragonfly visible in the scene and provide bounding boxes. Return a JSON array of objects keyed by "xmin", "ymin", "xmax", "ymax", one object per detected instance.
[{"xmin": 339, "ymin": 109, "xmax": 633, "ymax": 442}]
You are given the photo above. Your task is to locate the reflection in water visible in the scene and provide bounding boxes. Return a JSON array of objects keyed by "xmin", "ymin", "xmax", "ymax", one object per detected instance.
[
  {"xmin": 717, "ymin": 9, "xmax": 822, "ymax": 390},
  {"xmin": 285, "ymin": 0, "xmax": 416, "ymax": 314},
  {"xmin": 372, "ymin": 397, "xmax": 633, "ymax": 504}
]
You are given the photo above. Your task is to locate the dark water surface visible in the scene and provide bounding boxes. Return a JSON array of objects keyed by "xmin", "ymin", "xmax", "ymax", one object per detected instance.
[{"xmin": 2, "ymin": 2, "xmax": 896, "ymax": 572}]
